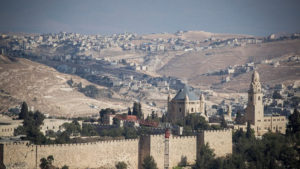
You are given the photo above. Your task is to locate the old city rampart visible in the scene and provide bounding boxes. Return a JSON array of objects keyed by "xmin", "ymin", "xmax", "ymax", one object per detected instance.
[{"xmin": 0, "ymin": 130, "xmax": 232, "ymax": 169}]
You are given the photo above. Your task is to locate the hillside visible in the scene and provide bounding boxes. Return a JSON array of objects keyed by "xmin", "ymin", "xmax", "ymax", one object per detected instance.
[
  {"xmin": 0, "ymin": 56, "xmax": 131, "ymax": 117},
  {"xmin": 158, "ymin": 39, "xmax": 300, "ymax": 91}
]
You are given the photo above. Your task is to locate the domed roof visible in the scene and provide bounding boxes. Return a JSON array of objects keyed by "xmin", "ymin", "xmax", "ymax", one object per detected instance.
[{"xmin": 173, "ymin": 85, "xmax": 198, "ymax": 101}]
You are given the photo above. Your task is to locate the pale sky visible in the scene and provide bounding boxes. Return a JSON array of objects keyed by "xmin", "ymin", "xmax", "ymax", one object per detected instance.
[{"xmin": 0, "ymin": 0, "xmax": 300, "ymax": 36}]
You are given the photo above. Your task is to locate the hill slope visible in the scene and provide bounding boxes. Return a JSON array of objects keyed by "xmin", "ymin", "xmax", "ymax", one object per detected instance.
[{"xmin": 0, "ymin": 56, "xmax": 129, "ymax": 117}]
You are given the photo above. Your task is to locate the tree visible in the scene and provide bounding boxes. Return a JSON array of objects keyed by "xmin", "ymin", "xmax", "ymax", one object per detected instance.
[
  {"xmin": 99, "ymin": 108, "xmax": 116, "ymax": 123},
  {"xmin": 220, "ymin": 114, "xmax": 228, "ymax": 128},
  {"xmin": 235, "ymin": 111, "xmax": 244, "ymax": 125},
  {"xmin": 195, "ymin": 143, "xmax": 215, "ymax": 169},
  {"xmin": 127, "ymin": 107, "xmax": 132, "ymax": 115},
  {"xmin": 273, "ymin": 91, "xmax": 283, "ymax": 99},
  {"xmin": 184, "ymin": 114, "xmax": 209, "ymax": 130},
  {"xmin": 142, "ymin": 156, "xmax": 158, "ymax": 169},
  {"xmin": 40, "ymin": 155, "xmax": 54, "ymax": 169},
  {"xmin": 61, "ymin": 165, "xmax": 69, "ymax": 169},
  {"xmin": 246, "ymin": 121, "xmax": 254, "ymax": 139},
  {"xmin": 287, "ymin": 108, "xmax": 300, "ymax": 135},
  {"xmin": 132, "ymin": 102, "xmax": 143, "ymax": 119},
  {"xmin": 19, "ymin": 102, "xmax": 28, "ymax": 119},
  {"xmin": 178, "ymin": 156, "xmax": 187, "ymax": 167},
  {"xmin": 115, "ymin": 162, "xmax": 127, "ymax": 169}
]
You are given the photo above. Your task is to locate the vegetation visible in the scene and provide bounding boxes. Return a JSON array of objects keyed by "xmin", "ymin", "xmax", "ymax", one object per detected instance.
[
  {"xmin": 178, "ymin": 156, "xmax": 187, "ymax": 167},
  {"xmin": 99, "ymin": 127, "xmax": 138, "ymax": 139},
  {"xmin": 273, "ymin": 90, "xmax": 283, "ymax": 99},
  {"xmin": 99, "ymin": 108, "xmax": 116, "ymax": 123},
  {"xmin": 132, "ymin": 102, "xmax": 143, "ymax": 119},
  {"xmin": 67, "ymin": 78, "xmax": 100, "ymax": 98},
  {"xmin": 177, "ymin": 114, "xmax": 210, "ymax": 132},
  {"xmin": 193, "ymin": 109, "xmax": 300, "ymax": 169},
  {"xmin": 40, "ymin": 155, "xmax": 54, "ymax": 169},
  {"xmin": 15, "ymin": 102, "xmax": 49, "ymax": 144},
  {"xmin": 79, "ymin": 84, "xmax": 99, "ymax": 98},
  {"xmin": 142, "ymin": 156, "xmax": 158, "ymax": 169},
  {"xmin": 115, "ymin": 162, "xmax": 127, "ymax": 169},
  {"xmin": 235, "ymin": 111, "xmax": 245, "ymax": 125}
]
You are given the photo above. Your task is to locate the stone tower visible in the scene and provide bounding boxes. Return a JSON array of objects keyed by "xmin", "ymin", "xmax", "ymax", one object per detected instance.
[{"xmin": 245, "ymin": 71, "xmax": 264, "ymax": 125}]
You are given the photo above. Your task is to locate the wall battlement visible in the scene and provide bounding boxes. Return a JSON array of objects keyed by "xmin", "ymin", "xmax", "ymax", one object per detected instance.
[{"xmin": 1, "ymin": 132, "xmax": 232, "ymax": 169}]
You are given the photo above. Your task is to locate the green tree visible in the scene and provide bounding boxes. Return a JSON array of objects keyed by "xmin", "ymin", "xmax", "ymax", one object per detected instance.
[
  {"xmin": 287, "ymin": 108, "xmax": 300, "ymax": 135},
  {"xmin": 61, "ymin": 165, "xmax": 69, "ymax": 169},
  {"xmin": 19, "ymin": 101, "xmax": 28, "ymax": 119},
  {"xmin": 123, "ymin": 127, "xmax": 138, "ymax": 139},
  {"xmin": 128, "ymin": 107, "xmax": 132, "ymax": 115},
  {"xmin": 194, "ymin": 143, "xmax": 215, "ymax": 169},
  {"xmin": 115, "ymin": 161, "xmax": 127, "ymax": 169},
  {"xmin": 220, "ymin": 114, "xmax": 228, "ymax": 128},
  {"xmin": 235, "ymin": 111, "xmax": 244, "ymax": 125},
  {"xmin": 272, "ymin": 90, "xmax": 283, "ymax": 99},
  {"xmin": 99, "ymin": 108, "xmax": 116, "ymax": 123},
  {"xmin": 246, "ymin": 121, "xmax": 254, "ymax": 139},
  {"xmin": 132, "ymin": 102, "xmax": 143, "ymax": 119},
  {"xmin": 142, "ymin": 156, "xmax": 158, "ymax": 169},
  {"xmin": 39, "ymin": 155, "xmax": 54, "ymax": 169},
  {"xmin": 184, "ymin": 114, "xmax": 209, "ymax": 130}
]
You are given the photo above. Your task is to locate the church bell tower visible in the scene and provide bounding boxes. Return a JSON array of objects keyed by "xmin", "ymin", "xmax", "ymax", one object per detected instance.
[{"xmin": 245, "ymin": 71, "xmax": 264, "ymax": 125}]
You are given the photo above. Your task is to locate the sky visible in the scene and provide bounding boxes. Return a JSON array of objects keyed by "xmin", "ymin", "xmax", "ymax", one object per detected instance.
[{"xmin": 0, "ymin": 0, "xmax": 300, "ymax": 36}]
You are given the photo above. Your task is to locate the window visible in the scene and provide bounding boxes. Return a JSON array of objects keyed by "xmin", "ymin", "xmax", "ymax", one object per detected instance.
[
  {"xmin": 257, "ymin": 120, "xmax": 261, "ymax": 122},
  {"xmin": 264, "ymin": 119, "xmax": 267, "ymax": 122},
  {"xmin": 268, "ymin": 119, "xmax": 270, "ymax": 122},
  {"xmin": 179, "ymin": 108, "xmax": 181, "ymax": 112},
  {"xmin": 258, "ymin": 96, "xmax": 260, "ymax": 100},
  {"xmin": 281, "ymin": 119, "xmax": 284, "ymax": 121},
  {"xmin": 273, "ymin": 119, "xmax": 276, "ymax": 121},
  {"xmin": 277, "ymin": 119, "xmax": 280, "ymax": 121},
  {"xmin": 191, "ymin": 108, "xmax": 194, "ymax": 112}
]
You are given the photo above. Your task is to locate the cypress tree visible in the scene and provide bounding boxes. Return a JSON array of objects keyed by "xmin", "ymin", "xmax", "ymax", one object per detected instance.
[{"xmin": 19, "ymin": 102, "xmax": 28, "ymax": 119}]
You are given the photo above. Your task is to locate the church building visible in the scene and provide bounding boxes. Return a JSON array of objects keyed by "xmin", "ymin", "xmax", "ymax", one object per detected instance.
[
  {"xmin": 167, "ymin": 85, "xmax": 207, "ymax": 122},
  {"xmin": 235, "ymin": 71, "xmax": 287, "ymax": 136}
]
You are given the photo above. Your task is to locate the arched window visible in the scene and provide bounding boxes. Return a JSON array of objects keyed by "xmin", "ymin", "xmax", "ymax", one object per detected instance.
[
  {"xmin": 191, "ymin": 108, "xmax": 194, "ymax": 112},
  {"xmin": 258, "ymin": 96, "xmax": 260, "ymax": 100}
]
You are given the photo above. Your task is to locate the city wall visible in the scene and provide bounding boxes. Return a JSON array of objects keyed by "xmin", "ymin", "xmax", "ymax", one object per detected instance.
[
  {"xmin": 1, "ymin": 130, "xmax": 232, "ymax": 169},
  {"xmin": 198, "ymin": 130, "xmax": 232, "ymax": 157},
  {"xmin": 1, "ymin": 139, "xmax": 139, "ymax": 169}
]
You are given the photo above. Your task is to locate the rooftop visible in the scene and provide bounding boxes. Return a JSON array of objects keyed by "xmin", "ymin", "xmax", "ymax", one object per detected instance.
[{"xmin": 173, "ymin": 85, "xmax": 198, "ymax": 101}]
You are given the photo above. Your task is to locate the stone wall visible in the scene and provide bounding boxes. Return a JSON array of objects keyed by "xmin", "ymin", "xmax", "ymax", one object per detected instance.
[
  {"xmin": 169, "ymin": 136, "xmax": 196, "ymax": 167},
  {"xmin": 198, "ymin": 129, "xmax": 232, "ymax": 157},
  {"xmin": 1, "ymin": 139, "xmax": 139, "ymax": 169},
  {"xmin": 1, "ymin": 131, "xmax": 232, "ymax": 169}
]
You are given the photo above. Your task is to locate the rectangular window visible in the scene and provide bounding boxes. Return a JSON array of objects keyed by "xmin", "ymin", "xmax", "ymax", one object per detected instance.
[{"xmin": 264, "ymin": 120, "xmax": 267, "ymax": 122}]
